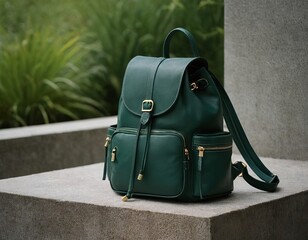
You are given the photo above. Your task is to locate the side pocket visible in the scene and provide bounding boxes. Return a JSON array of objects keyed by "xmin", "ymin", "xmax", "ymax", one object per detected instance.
[
  {"xmin": 193, "ymin": 132, "xmax": 233, "ymax": 199},
  {"xmin": 108, "ymin": 128, "xmax": 187, "ymax": 198},
  {"xmin": 102, "ymin": 126, "xmax": 117, "ymax": 180}
]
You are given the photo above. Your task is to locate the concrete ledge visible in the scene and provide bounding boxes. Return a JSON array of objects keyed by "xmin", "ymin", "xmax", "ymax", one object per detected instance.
[
  {"xmin": 0, "ymin": 116, "xmax": 117, "ymax": 179},
  {"xmin": 0, "ymin": 155, "xmax": 307, "ymax": 239},
  {"xmin": 225, "ymin": 0, "xmax": 308, "ymax": 160}
]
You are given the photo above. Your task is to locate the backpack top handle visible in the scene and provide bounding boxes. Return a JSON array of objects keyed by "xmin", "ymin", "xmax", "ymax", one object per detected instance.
[{"xmin": 163, "ymin": 27, "xmax": 200, "ymax": 58}]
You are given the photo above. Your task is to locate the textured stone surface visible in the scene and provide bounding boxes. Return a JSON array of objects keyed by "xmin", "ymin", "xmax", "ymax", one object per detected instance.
[
  {"xmin": 225, "ymin": 0, "xmax": 308, "ymax": 160},
  {"xmin": 0, "ymin": 116, "xmax": 117, "ymax": 179},
  {"xmin": 0, "ymin": 155, "xmax": 307, "ymax": 239}
]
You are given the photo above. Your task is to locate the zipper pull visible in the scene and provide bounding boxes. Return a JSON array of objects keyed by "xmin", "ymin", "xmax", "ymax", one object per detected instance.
[
  {"xmin": 197, "ymin": 146, "xmax": 205, "ymax": 171},
  {"xmin": 198, "ymin": 146, "xmax": 205, "ymax": 157},
  {"xmin": 137, "ymin": 172, "xmax": 144, "ymax": 181},
  {"xmin": 185, "ymin": 148, "xmax": 190, "ymax": 160},
  {"xmin": 104, "ymin": 137, "xmax": 110, "ymax": 148},
  {"xmin": 111, "ymin": 147, "xmax": 117, "ymax": 162},
  {"xmin": 103, "ymin": 137, "xmax": 111, "ymax": 180}
]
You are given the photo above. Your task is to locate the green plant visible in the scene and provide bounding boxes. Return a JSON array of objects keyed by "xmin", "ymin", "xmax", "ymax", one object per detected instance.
[
  {"xmin": 78, "ymin": 0, "xmax": 224, "ymax": 114},
  {"xmin": 0, "ymin": 30, "xmax": 101, "ymax": 128},
  {"xmin": 167, "ymin": 0, "xmax": 224, "ymax": 81},
  {"xmin": 77, "ymin": 0, "xmax": 173, "ymax": 114},
  {"xmin": 0, "ymin": 0, "xmax": 224, "ymax": 128},
  {"xmin": 0, "ymin": 0, "xmax": 82, "ymax": 39}
]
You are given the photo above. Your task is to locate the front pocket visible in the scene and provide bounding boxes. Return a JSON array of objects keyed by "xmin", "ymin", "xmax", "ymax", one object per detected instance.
[
  {"xmin": 193, "ymin": 132, "xmax": 233, "ymax": 199},
  {"xmin": 102, "ymin": 126, "xmax": 117, "ymax": 180},
  {"xmin": 108, "ymin": 128, "xmax": 187, "ymax": 198}
]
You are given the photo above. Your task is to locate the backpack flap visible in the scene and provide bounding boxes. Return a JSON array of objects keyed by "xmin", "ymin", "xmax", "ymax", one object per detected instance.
[
  {"xmin": 118, "ymin": 55, "xmax": 223, "ymax": 136},
  {"xmin": 122, "ymin": 56, "xmax": 208, "ymax": 117}
]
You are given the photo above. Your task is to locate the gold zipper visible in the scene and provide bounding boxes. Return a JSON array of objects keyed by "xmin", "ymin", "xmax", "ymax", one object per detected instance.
[
  {"xmin": 104, "ymin": 137, "xmax": 111, "ymax": 148},
  {"xmin": 185, "ymin": 148, "xmax": 190, "ymax": 160},
  {"xmin": 111, "ymin": 147, "xmax": 117, "ymax": 162},
  {"xmin": 197, "ymin": 146, "xmax": 205, "ymax": 157},
  {"xmin": 197, "ymin": 145, "xmax": 232, "ymax": 172},
  {"xmin": 197, "ymin": 145, "xmax": 232, "ymax": 154}
]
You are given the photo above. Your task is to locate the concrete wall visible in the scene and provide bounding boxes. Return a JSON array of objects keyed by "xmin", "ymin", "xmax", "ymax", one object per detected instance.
[
  {"xmin": 0, "ymin": 116, "xmax": 117, "ymax": 179},
  {"xmin": 225, "ymin": 0, "xmax": 308, "ymax": 160}
]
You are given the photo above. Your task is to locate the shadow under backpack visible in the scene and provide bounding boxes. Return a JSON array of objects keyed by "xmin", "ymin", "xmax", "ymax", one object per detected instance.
[{"xmin": 102, "ymin": 28, "xmax": 280, "ymax": 202}]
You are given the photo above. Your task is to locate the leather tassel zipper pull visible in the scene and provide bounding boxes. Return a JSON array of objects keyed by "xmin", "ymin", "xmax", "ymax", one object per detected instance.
[
  {"xmin": 111, "ymin": 147, "xmax": 117, "ymax": 162},
  {"xmin": 197, "ymin": 146, "xmax": 205, "ymax": 172},
  {"xmin": 197, "ymin": 146, "xmax": 205, "ymax": 199},
  {"xmin": 102, "ymin": 137, "xmax": 111, "ymax": 180}
]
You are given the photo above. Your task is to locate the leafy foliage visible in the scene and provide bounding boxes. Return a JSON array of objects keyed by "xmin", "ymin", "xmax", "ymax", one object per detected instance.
[
  {"xmin": 76, "ymin": 0, "xmax": 174, "ymax": 114},
  {"xmin": 0, "ymin": 30, "xmax": 101, "ymax": 128},
  {"xmin": 78, "ymin": 0, "xmax": 224, "ymax": 114},
  {"xmin": 0, "ymin": 0, "xmax": 224, "ymax": 128}
]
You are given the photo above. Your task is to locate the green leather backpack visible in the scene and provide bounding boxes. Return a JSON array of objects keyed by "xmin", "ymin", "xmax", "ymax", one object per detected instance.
[{"xmin": 103, "ymin": 28, "xmax": 279, "ymax": 202}]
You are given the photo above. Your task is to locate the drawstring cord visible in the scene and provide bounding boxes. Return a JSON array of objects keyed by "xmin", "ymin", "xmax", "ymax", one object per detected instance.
[
  {"xmin": 122, "ymin": 124, "xmax": 142, "ymax": 201},
  {"xmin": 122, "ymin": 114, "xmax": 152, "ymax": 201},
  {"xmin": 137, "ymin": 121, "xmax": 152, "ymax": 181},
  {"xmin": 122, "ymin": 104, "xmax": 153, "ymax": 201}
]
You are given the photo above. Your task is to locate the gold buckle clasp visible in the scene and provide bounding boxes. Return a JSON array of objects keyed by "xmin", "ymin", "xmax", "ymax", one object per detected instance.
[{"xmin": 142, "ymin": 100, "xmax": 154, "ymax": 112}]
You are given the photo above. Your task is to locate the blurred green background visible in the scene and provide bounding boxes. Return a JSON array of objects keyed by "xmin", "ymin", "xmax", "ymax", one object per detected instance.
[{"xmin": 0, "ymin": 0, "xmax": 224, "ymax": 129}]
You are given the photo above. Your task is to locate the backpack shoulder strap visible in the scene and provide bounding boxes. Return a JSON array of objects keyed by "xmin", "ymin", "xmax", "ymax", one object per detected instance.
[{"xmin": 210, "ymin": 72, "xmax": 280, "ymax": 192}]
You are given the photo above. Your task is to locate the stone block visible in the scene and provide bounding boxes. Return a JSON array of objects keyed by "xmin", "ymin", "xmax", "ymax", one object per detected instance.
[
  {"xmin": 0, "ymin": 116, "xmax": 117, "ymax": 179},
  {"xmin": 0, "ymin": 155, "xmax": 307, "ymax": 239}
]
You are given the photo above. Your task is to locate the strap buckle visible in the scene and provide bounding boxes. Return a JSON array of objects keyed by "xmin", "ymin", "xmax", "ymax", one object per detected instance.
[
  {"xmin": 190, "ymin": 78, "xmax": 209, "ymax": 91},
  {"xmin": 238, "ymin": 162, "xmax": 247, "ymax": 177},
  {"xmin": 142, "ymin": 100, "xmax": 154, "ymax": 112},
  {"xmin": 190, "ymin": 82, "xmax": 198, "ymax": 91}
]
